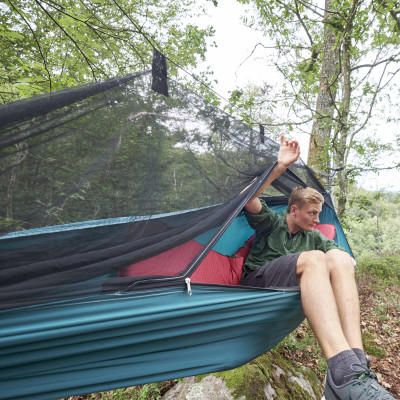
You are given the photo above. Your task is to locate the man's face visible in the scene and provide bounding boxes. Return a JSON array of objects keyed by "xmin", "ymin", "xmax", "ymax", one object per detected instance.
[{"xmin": 291, "ymin": 202, "xmax": 322, "ymax": 232}]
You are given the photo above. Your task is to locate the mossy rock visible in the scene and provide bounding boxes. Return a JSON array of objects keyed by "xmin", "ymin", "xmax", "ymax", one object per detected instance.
[{"xmin": 197, "ymin": 350, "xmax": 324, "ymax": 400}]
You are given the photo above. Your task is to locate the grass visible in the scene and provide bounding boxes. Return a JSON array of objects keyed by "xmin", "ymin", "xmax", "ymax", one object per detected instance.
[
  {"xmin": 276, "ymin": 321, "xmax": 327, "ymax": 380},
  {"xmin": 355, "ymin": 256, "xmax": 400, "ymax": 287},
  {"xmin": 361, "ymin": 331, "xmax": 388, "ymax": 359}
]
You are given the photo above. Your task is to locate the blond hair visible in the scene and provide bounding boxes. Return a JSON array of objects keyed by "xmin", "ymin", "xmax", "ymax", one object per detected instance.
[{"xmin": 288, "ymin": 187, "xmax": 324, "ymax": 213}]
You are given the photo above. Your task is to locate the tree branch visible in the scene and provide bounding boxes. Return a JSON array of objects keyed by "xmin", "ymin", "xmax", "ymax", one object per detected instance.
[
  {"xmin": 351, "ymin": 53, "xmax": 400, "ymax": 71},
  {"xmin": 33, "ymin": 0, "xmax": 100, "ymax": 80},
  {"xmin": 347, "ymin": 61, "xmax": 393, "ymax": 148},
  {"xmin": 389, "ymin": 6, "xmax": 400, "ymax": 31},
  {"xmin": 293, "ymin": 0, "xmax": 315, "ymax": 46},
  {"xmin": 7, "ymin": 0, "xmax": 52, "ymax": 89},
  {"xmin": 291, "ymin": 0, "xmax": 326, "ymax": 19},
  {"xmin": 40, "ymin": 0, "xmax": 124, "ymax": 71}
]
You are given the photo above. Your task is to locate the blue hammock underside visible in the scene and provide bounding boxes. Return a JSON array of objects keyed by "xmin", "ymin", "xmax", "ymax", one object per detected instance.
[
  {"xmin": 0, "ymin": 203, "xmax": 351, "ymax": 400},
  {"xmin": 0, "ymin": 284, "xmax": 304, "ymax": 400}
]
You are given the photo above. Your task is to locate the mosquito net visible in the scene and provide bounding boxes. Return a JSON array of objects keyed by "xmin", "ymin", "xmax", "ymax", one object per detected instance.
[{"xmin": 0, "ymin": 69, "xmax": 329, "ymax": 310}]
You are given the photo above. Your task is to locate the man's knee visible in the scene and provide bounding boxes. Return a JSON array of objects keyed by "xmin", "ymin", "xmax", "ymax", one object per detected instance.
[
  {"xmin": 326, "ymin": 249, "xmax": 355, "ymax": 276},
  {"xmin": 296, "ymin": 250, "xmax": 327, "ymax": 276},
  {"xmin": 326, "ymin": 249, "xmax": 354, "ymax": 267}
]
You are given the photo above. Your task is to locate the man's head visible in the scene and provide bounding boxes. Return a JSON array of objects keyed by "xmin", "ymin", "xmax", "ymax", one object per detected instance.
[
  {"xmin": 288, "ymin": 187, "xmax": 324, "ymax": 213},
  {"xmin": 286, "ymin": 187, "xmax": 324, "ymax": 233}
]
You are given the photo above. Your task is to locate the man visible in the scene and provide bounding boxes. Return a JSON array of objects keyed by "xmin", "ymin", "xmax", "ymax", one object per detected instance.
[{"xmin": 242, "ymin": 135, "xmax": 395, "ymax": 400}]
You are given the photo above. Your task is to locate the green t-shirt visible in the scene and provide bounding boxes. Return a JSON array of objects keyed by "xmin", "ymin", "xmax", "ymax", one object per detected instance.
[{"xmin": 244, "ymin": 199, "xmax": 345, "ymax": 271}]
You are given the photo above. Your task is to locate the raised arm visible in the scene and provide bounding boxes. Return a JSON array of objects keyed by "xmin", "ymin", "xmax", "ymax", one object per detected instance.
[{"xmin": 245, "ymin": 135, "xmax": 300, "ymax": 214}]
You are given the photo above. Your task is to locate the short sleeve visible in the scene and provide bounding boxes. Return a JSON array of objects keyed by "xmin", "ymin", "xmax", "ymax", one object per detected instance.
[
  {"xmin": 313, "ymin": 230, "xmax": 346, "ymax": 253},
  {"xmin": 244, "ymin": 199, "xmax": 281, "ymax": 233}
]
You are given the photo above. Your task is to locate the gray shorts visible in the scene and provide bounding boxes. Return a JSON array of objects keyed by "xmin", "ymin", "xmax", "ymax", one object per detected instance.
[{"xmin": 241, "ymin": 252, "xmax": 301, "ymax": 288}]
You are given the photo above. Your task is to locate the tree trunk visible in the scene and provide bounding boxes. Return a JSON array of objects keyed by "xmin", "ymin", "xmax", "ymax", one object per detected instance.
[
  {"xmin": 307, "ymin": 0, "xmax": 340, "ymax": 187},
  {"xmin": 335, "ymin": 27, "xmax": 352, "ymax": 218},
  {"xmin": 7, "ymin": 144, "xmax": 28, "ymax": 220},
  {"xmin": 333, "ymin": 1, "xmax": 358, "ymax": 218}
]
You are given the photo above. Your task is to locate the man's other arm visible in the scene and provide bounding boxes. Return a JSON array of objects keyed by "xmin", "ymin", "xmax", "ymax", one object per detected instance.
[{"xmin": 245, "ymin": 135, "xmax": 301, "ymax": 214}]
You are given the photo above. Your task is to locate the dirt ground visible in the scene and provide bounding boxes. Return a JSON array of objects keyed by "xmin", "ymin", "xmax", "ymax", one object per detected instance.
[{"xmin": 358, "ymin": 278, "xmax": 400, "ymax": 397}]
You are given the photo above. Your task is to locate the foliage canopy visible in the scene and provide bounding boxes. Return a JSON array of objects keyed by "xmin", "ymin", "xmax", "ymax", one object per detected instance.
[{"xmin": 0, "ymin": 0, "xmax": 214, "ymax": 102}]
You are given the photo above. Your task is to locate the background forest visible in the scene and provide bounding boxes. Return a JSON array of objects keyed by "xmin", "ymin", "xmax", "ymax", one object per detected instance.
[
  {"xmin": 2, "ymin": 0, "xmax": 399, "ymax": 250},
  {"xmin": 345, "ymin": 187, "xmax": 400, "ymax": 259},
  {"xmin": 1, "ymin": 0, "xmax": 400, "ymax": 214}
]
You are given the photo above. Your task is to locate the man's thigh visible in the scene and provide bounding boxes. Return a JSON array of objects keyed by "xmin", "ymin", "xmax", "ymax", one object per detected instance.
[{"xmin": 241, "ymin": 252, "xmax": 301, "ymax": 288}]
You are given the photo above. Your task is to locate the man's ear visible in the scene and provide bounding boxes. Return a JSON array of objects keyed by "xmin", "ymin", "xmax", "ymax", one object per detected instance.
[{"xmin": 290, "ymin": 204, "xmax": 297, "ymax": 215}]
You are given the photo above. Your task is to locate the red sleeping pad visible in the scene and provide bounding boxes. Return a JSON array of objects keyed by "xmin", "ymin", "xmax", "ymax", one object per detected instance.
[
  {"xmin": 119, "ymin": 224, "xmax": 336, "ymax": 285},
  {"xmin": 119, "ymin": 240, "xmax": 244, "ymax": 285}
]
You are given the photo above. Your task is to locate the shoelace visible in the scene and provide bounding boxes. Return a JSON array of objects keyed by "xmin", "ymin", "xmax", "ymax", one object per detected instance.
[
  {"xmin": 366, "ymin": 356, "xmax": 378, "ymax": 382},
  {"xmin": 346, "ymin": 364, "xmax": 386, "ymax": 399},
  {"xmin": 344, "ymin": 364, "xmax": 379, "ymax": 384}
]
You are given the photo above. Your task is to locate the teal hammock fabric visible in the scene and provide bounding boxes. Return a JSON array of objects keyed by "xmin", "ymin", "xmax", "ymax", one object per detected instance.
[
  {"xmin": 0, "ymin": 285, "xmax": 304, "ymax": 400},
  {"xmin": 0, "ymin": 70, "xmax": 353, "ymax": 400},
  {"xmin": 0, "ymin": 203, "xmax": 351, "ymax": 400}
]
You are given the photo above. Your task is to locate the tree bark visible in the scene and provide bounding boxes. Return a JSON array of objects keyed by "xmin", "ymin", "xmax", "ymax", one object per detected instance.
[
  {"xmin": 307, "ymin": 0, "xmax": 340, "ymax": 187},
  {"xmin": 335, "ymin": 24, "xmax": 352, "ymax": 218},
  {"xmin": 7, "ymin": 143, "xmax": 28, "ymax": 220}
]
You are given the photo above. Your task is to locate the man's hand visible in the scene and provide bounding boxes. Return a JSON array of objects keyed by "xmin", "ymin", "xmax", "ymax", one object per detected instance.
[
  {"xmin": 244, "ymin": 134, "xmax": 301, "ymax": 214},
  {"xmin": 278, "ymin": 134, "xmax": 300, "ymax": 168}
]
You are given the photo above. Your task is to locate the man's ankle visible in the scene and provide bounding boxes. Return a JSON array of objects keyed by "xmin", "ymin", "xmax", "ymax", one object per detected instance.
[
  {"xmin": 327, "ymin": 349, "xmax": 360, "ymax": 386},
  {"xmin": 352, "ymin": 347, "xmax": 367, "ymax": 366}
]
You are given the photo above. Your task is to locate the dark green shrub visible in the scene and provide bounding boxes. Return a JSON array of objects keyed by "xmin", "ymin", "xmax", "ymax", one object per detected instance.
[{"xmin": 356, "ymin": 256, "xmax": 400, "ymax": 286}]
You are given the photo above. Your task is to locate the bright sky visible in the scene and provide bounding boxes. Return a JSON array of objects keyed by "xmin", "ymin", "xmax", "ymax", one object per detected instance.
[
  {"xmin": 196, "ymin": 1, "xmax": 400, "ymax": 193},
  {"xmin": 198, "ymin": 1, "xmax": 274, "ymax": 98}
]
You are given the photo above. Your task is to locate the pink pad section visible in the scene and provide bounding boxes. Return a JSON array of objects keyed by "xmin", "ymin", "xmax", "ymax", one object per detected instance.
[
  {"xmin": 313, "ymin": 223, "xmax": 336, "ymax": 240},
  {"xmin": 119, "ymin": 240, "xmax": 244, "ymax": 285},
  {"xmin": 119, "ymin": 240, "xmax": 203, "ymax": 277},
  {"xmin": 191, "ymin": 251, "xmax": 244, "ymax": 285}
]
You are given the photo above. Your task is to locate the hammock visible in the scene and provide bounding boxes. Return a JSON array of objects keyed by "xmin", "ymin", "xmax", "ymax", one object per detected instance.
[{"xmin": 0, "ymin": 67, "xmax": 352, "ymax": 400}]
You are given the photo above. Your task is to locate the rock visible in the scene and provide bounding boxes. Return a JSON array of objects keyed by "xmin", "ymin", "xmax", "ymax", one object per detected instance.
[
  {"xmin": 161, "ymin": 376, "xmax": 244, "ymax": 400},
  {"xmin": 264, "ymin": 384, "xmax": 277, "ymax": 398},
  {"xmin": 161, "ymin": 351, "xmax": 324, "ymax": 400},
  {"xmin": 288, "ymin": 367, "xmax": 320, "ymax": 399}
]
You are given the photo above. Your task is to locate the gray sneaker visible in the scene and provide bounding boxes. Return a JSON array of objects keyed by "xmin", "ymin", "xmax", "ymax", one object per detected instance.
[{"xmin": 322, "ymin": 364, "xmax": 396, "ymax": 400}]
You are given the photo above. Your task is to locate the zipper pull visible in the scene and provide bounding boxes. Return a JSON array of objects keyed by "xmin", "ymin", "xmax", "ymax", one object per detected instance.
[{"xmin": 185, "ymin": 278, "xmax": 192, "ymax": 295}]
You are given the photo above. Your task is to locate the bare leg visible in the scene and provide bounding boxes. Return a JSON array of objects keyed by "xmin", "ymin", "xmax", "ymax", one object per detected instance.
[
  {"xmin": 325, "ymin": 249, "xmax": 363, "ymax": 350},
  {"xmin": 296, "ymin": 250, "xmax": 351, "ymax": 359}
]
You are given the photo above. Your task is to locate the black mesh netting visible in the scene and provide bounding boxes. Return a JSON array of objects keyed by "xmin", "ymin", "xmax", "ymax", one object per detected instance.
[{"xmin": 0, "ymin": 71, "xmax": 329, "ymax": 309}]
